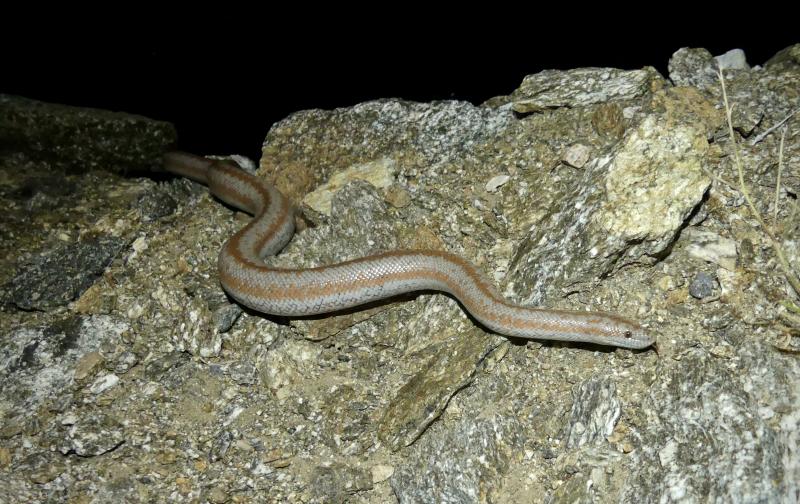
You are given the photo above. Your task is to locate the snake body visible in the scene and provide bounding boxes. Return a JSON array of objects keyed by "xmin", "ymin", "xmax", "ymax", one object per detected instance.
[{"xmin": 163, "ymin": 152, "xmax": 652, "ymax": 350}]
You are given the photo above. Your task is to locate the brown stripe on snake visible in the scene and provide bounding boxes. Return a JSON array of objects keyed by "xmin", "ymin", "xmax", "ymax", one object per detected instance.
[
  {"xmin": 163, "ymin": 151, "xmax": 654, "ymax": 350},
  {"xmin": 214, "ymin": 165, "xmax": 294, "ymax": 259}
]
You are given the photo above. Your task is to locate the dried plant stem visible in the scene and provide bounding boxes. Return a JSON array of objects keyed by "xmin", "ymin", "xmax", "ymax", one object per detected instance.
[
  {"xmin": 702, "ymin": 166, "xmax": 738, "ymax": 189},
  {"xmin": 750, "ymin": 107, "xmax": 798, "ymax": 145},
  {"xmin": 774, "ymin": 128, "xmax": 785, "ymax": 224},
  {"xmin": 717, "ymin": 70, "xmax": 800, "ymax": 297}
]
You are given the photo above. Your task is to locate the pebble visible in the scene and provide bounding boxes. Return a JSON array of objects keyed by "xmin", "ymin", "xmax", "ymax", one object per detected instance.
[
  {"xmin": 89, "ymin": 374, "xmax": 119, "ymax": 394},
  {"xmin": 371, "ymin": 464, "xmax": 394, "ymax": 483},
  {"xmin": 485, "ymin": 174, "xmax": 510, "ymax": 193},
  {"xmin": 563, "ymin": 144, "xmax": 591, "ymax": 168},
  {"xmin": 689, "ymin": 272, "xmax": 716, "ymax": 299}
]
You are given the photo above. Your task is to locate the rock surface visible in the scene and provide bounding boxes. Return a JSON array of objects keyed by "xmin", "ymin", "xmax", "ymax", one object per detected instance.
[
  {"xmin": 0, "ymin": 94, "xmax": 176, "ymax": 172},
  {"xmin": 1, "ymin": 44, "xmax": 799, "ymax": 503}
]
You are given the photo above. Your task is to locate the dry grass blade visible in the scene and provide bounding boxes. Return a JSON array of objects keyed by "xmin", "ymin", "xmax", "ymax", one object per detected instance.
[{"xmin": 717, "ymin": 69, "xmax": 800, "ymax": 298}]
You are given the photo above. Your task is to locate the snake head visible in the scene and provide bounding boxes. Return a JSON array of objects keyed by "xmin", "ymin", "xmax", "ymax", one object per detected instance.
[{"xmin": 613, "ymin": 319, "xmax": 654, "ymax": 350}]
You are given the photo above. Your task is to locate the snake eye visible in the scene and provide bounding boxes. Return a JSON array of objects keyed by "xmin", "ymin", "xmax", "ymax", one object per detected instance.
[{"xmin": 623, "ymin": 330, "xmax": 632, "ymax": 339}]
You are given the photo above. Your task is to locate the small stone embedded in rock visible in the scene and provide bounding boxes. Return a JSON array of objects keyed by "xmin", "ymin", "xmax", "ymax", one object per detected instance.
[
  {"xmin": 210, "ymin": 430, "xmax": 234, "ymax": 462},
  {"xmin": 0, "ymin": 447, "xmax": 11, "ymax": 468},
  {"xmin": 74, "ymin": 351, "xmax": 104, "ymax": 380},
  {"xmin": 303, "ymin": 157, "xmax": 397, "ymax": 216},
  {"xmin": 62, "ymin": 413, "xmax": 125, "ymax": 457},
  {"xmin": 207, "ymin": 486, "xmax": 229, "ymax": 504},
  {"xmin": 689, "ymin": 271, "xmax": 717, "ymax": 299},
  {"xmin": 144, "ymin": 351, "xmax": 190, "ymax": 380},
  {"xmin": 137, "ymin": 186, "xmax": 179, "ymax": 222},
  {"xmin": 685, "ymin": 229, "xmax": 738, "ymax": 271},
  {"xmin": 310, "ymin": 463, "xmax": 374, "ymax": 502},
  {"xmin": 212, "ymin": 303, "xmax": 242, "ymax": 333},
  {"xmin": 229, "ymin": 361, "xmax": 257, "ymax": 386},
  {"xmin": 485, "ymin": 174, "xmax": 510, "ymax": 193},
  {"xmin": 371, "ymin": 464, "xmax": 394, "ymax": 483},
  {"xmin": 21, "ymin": 452, "xmax": 66, "ymax": 484},
  {"xmin": 114, "ymin": 351, "xmax": 138, "ymax": 374},
  {"xmin": 385, "ymin": 185, "xmax": 412, "ymax": 208},
  {"xmin": 563, "ymin": 144, "xmax": 591, "ymax": 168},
  {"xmin": 89, "ymin": 373, "xmax": 119, "ymax": 394}
]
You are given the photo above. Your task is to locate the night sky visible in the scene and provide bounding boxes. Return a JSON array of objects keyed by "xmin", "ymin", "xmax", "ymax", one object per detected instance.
[{"xmin": 5, "ymin": 28, "xmax": 795, "ymax": 162}]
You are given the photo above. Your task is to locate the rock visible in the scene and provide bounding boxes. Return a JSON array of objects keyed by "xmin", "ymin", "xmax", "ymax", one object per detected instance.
[
  {"xmin": 391, "ymin": 413, "xmax": 523, "ymax": 503},
  {"xmin": 688, "ymin": 271, "xmax": 717, "ymax": 299},
  {"xmin": 378, "ymin": 328, "xmax": 499, "ymax": 450},
  {"xmin": 228, "ymin": 361, "xmax": 257, "ymax": 386},
  {"xmin": 0, "ymin": 447, "xmax": 10, "ymax": 472},
  {"xmin": 668, "ymin": 47, "xmax": 719, "ymax": 88},
  {"xmin": 508, "ymin": 108, "xmax": 712, "ymax": 305},
  {"xmin": 0, "ymin": 315, "xmax": 128, "ymax": 412},
  {"xmin": 564, "ymin": 378, "xmax": 620, "ymax": 449},
  {"xmin": 715, "ymin": 49, "xmax": 749, "ymax": 70},
  {"xmin": 0, "ymin": 94, "xmax": 176, "ymax": 172},
  {"xmin": 206, "ymin": 486, "xmax": 229, "ymax": 504},
  {"xmin": 309, "ymin": 463, "xmax": 373, "ymax": 504},
  {"xmin": 4, "ymin": 236, "xmax": 127, "ymax": 310},
  {"xmin": 621, "ymin": 347, "xmax": 794, "ymax": 502},
  {"xmin": 765, "ymin": 43, "xmax": 800, "ymax": 71},
  {"xmin": 485, "ymin": 174, "xmax": 510, "ymax": 193},
  {"xmin": 563, "ymin": 144, "xmax": 591, "ymax": 168},
  {"xmin": 60, "ymin": 412, "xmax": 125, "ymax": 457},
  {"xmin": 19, "ymin": 452, "xmax": 66, "ymax": 484},
  {"xmin": 685, "ymin": 228, "xmax": 738, "ymax": 271},
  {"xmin": 114, "ymin": 351, "xmax": 139, "ymax": 374},
  {"xmin": 211, "ymin": 303, "xmax": 242, "ymax": 333},
  {"xmin": 506, "ymin": 67, "xmax": 661, "ymax": 113},
  {"xmin": 371, "ymin": 464, "xmax": 394, "ymax": 483},
  {"xmin": 302, "ymin": 157, "xmax": 397, "ymax": 217},
  {"xmin": 73, "ymin": 351, "xmax": 104, "ymax": 381},
  {"xmin": 88, "ymin": 373, "xmax": 119, "ymax": 394}
]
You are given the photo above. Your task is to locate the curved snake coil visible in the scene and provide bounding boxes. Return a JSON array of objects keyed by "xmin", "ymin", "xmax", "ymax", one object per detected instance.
[{"xmin": 163, "ymin": 151, "xmax": 653, "ymax": 350}]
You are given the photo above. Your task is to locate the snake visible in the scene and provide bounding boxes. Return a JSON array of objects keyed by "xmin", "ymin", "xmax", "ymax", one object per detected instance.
[{"xmin": 163, "ymin": 151, "xmax": 653, "ymax": 350}]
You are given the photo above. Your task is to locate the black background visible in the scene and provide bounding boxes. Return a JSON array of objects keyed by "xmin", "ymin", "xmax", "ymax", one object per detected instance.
[{"xmin": 4, "ymin": 22, "xmax": 796, "ymax": 162}]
